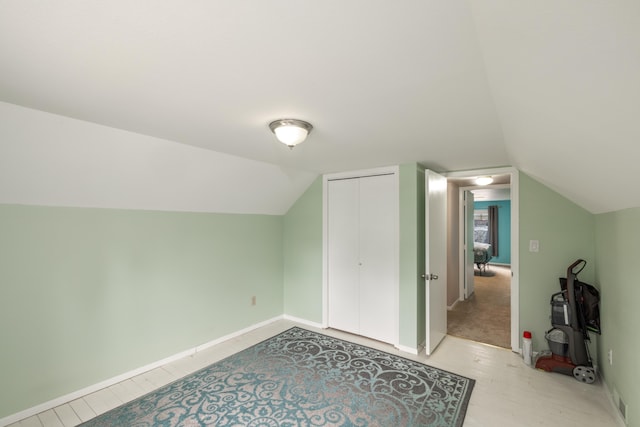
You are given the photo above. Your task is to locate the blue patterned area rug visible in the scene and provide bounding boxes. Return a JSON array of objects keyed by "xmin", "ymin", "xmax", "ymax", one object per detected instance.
[{"xmin": 81, "ymin": 327, "xmax": 475, "ymax": 426}]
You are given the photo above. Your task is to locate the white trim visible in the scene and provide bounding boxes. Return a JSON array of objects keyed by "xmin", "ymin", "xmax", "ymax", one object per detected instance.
[
  {"xmin": 510, "ymin": 170, "xmax": 520, "ymax": 352},
  {"xmin": 396, "ymin": 338, "xmax": 426, "ymax": 356},
  {"xmin": 322, "ymin": 178, "xmax": 329, "ymax": 328},
  {"xmin": 447, "ymin": 299, "xmax": 460, "ymax": 311},
  {"xmin": 0, "ymin": 316, "xmax": 283, "ymax": 427},
  {"xmin": 445, "ymin": 166, "xmax": 515, "ymax": 180},
  {"xmin": 457, "ymin": 188, "xmax": 468, "ymax": 301},
  {"xmin": 458, "ymin": 188, "xmax": 465, "ymax": 301},
  {"xmin": 194, "ymin": 316, "xmax": 283, "ymax": 352},
  {"xmin": 324, "ymin": 166, "xmax": 399, "ymax": 182},
  {"xmin": 322, "ymin": 166, "xmax": 400, "ymax": 348},
  {"xmin": 282, "ymin": 314, "xmax": 324, "ymax": 330},
  {"xmin": 395, "ymin": 344, "xmax": 419, "ymax": 355}
]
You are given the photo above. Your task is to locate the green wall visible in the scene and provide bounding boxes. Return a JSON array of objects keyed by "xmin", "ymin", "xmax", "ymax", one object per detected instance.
[
  {"xmin": 518, "ymin": 173, "xmax": 596, "ymax": 351},
  {"xmin": 283, "ymin": 177, "xmax": 323, "ymax": 322},
  {"xmin": 281, "ymin": 165, "xmax": 424, "ymax": 350},
  {"xmin": 0, "ymin": 205, "xmax": 283, "ymax": 419},
  {"xmin": 282, "ymin": 168, "xmax": 616, "ymax": 370},
  {"xmin": 518, "ymin": 174, "xmax": 638, "ymax": 423},
  {"xmin": 8, "ymin": 169, "xmax": 631, "ymax": 422},
  {"xmin": 398, "ymin": 164, "xmax": 426, "ymax": 349},
  {"xmin": 0, "ymin": 166, "xmax": 429, "ymax": 419},
  {"xmin": 595, "ymin": 208, "xmax": 640, "ymax": 426}
]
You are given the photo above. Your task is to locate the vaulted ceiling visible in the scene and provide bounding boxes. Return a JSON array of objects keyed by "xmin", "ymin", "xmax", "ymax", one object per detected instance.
[{"xmin": 1, "ymin": 1, "xmax": 638, "ymax": 214}]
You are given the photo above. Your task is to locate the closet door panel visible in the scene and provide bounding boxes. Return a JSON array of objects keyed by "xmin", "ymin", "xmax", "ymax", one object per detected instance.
[
  {"xmin": 327, "ymin": 179, "xmax": 360, "ymax": 333},
  {"xmin": 358, "ymin": 174, "xmax": 396, "ymax": 343}
]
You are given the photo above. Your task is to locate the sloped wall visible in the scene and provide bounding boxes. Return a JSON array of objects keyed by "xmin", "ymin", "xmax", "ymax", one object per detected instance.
[
  {"xmin": 519, "ymin": 173, "xmax": 596, "ymax": 351},
  {"xmin": 0, "ymin": 102, "xmax": 316, "ymax": 215}
]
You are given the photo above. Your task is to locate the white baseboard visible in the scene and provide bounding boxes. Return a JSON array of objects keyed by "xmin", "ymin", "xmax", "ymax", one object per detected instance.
[
  {"xmin": 194, "ymin": 315, "xmax": 283, "ymax": 352},
  {"xmin": 448, "ymin": 299, "xmax": 460, "ymax": 310},
  {"xmin": 396, "ymin": 343, "xmax": 421, "ymax": 355},
  {"xmin": 0, "ymin": 316, "xmax": 283, "ymax": 427},
  {"xmin": 282, "ymin": 314, "xmax": 323, "ymax": 330},
  {"xmin": 396, "ymin": 339, "xmax": 425, "ymax": 356},
  {"xmin": 284, "ymin": 315, "xmax": 419, "ymax": 356}
]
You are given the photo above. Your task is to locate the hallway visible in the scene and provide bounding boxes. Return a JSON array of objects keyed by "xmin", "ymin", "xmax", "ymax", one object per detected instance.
[{"xmin": 447, "ymin": 264, "xmax": 511, "ymax": 348}]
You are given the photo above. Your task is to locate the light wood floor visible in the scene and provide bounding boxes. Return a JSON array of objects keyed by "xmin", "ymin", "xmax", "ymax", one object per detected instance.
[{"xmin": 7, "ymin": 319, "xmax": 623, "ymax": 427}]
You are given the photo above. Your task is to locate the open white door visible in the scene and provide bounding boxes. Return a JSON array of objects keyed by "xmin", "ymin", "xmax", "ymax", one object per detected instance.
[
  {"xmin": 424, "ymin": 170, "xmax": 447, "ymax": 355},
  {"xmin": 464, "ymin": 190, "xmax": 475, "ymax": 299}
]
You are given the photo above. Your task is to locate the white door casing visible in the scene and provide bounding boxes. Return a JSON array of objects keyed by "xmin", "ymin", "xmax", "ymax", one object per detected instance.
[
  {"xmin": 448, "ymin": 166, "xmax": 520, "ymax": 352},
  {"xmin": 465, "ymin": 190, "xmax": 475, "ymax": 299}
]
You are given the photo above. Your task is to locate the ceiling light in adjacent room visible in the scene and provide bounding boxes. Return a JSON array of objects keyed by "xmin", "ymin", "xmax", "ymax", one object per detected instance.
[
  {"xmin": 269, "ymin": 119, "xmax": 313, "ymax": 148},
  {"xmin": 475, "ymin": 176, "xmax": 493, "ymax": 186}
]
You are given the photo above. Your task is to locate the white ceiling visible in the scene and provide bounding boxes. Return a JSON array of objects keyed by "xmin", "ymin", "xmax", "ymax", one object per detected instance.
[{"xmin": 1, "ymin": 1, "xmax": 638, "ymax": 214}]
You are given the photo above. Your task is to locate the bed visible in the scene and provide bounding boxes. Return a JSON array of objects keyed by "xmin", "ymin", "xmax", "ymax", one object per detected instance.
[{"xmin": 474, "ymin": 242, "xmax": 493, "ymax": 274}]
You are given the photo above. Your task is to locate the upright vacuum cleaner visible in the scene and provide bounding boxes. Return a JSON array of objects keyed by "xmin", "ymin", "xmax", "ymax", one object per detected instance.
[{"xmin": 535, "ymin": 259, "xmax": 601, "ymax": 383}]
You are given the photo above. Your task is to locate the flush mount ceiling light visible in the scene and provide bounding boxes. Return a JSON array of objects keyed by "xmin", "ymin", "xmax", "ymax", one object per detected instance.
[
  {"xmin": 269, "ymin": 119, "xmax": 313, "ymax": 148},
  {"xmin": 475, "ymin": 176, "xmax": 494, "ymax": 186}
]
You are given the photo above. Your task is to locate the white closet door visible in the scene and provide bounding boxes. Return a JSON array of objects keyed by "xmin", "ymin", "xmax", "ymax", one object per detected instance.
[
  {"xmin": 358, "ymin": 174, "xmax": 396, "ymax": 343},
  {"xmin": 327, "ymin": 178, "xmax": 360, "ymax": 333}
]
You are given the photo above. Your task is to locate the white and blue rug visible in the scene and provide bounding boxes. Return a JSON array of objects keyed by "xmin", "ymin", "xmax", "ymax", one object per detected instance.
[{"xmin": 81, "ymin": 327, "xmax": 474, "ymax": 426}]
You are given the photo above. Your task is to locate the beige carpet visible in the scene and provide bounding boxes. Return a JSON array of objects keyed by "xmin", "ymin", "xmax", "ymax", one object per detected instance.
[{"xmin": 447, "ymin": 265, "xmax": 511, "ymax": 348}]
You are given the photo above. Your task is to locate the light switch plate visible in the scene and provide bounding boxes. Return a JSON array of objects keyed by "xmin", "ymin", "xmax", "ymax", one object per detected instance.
[{"xmin": 529, "ymin": 240, "xmax": 539, "ymax": 252}]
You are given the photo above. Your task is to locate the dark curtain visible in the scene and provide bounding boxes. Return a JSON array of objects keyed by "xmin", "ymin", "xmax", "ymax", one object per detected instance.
[{"xmin": 488, "ymin": 205, "xmax": 499, "ymax": 257}]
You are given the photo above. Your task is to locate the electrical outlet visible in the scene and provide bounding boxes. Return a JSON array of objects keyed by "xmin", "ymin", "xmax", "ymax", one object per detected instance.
[
  {"xmin": 608, "ymin": 349, "xmax": 613, "ymax": 366},
  {"xmin": 251, "ymin": 296, "xmax": 256, "ymax": 306}
]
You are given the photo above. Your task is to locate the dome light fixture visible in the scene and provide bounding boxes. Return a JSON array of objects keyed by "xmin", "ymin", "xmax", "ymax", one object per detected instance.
[
  {"xmin": 269, "ymin": 119, "xmax": 313, "ymax": 148},
  {"xmin": 475, "ymin": 176, "xmax": 494, "ymax": 186}
]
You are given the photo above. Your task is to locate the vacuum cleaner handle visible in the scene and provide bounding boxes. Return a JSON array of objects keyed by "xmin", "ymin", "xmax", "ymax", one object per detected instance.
[{"xmin": 568, "ymin": 259, "xmax": 586, "ymax": 277}]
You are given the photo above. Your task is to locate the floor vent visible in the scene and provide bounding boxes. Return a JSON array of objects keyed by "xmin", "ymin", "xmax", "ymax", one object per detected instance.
[{"xmin": 618, "ymin": 397, "xmax": 627, "ymax": 423}]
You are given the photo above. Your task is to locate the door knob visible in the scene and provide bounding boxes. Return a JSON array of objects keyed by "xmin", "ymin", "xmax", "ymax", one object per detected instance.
[{"xmin": 421, "ymin": 274, "xmax": 439, "ymax": 280}]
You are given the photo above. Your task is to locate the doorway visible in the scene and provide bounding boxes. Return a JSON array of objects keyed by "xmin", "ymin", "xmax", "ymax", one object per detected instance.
[
  {"xmin": 447, "ymin": 263, "xmax": 512, "ymax": 348},
  {"xmin": 444, "ymin": 168, "xmax": 519, "ymax": 351}
]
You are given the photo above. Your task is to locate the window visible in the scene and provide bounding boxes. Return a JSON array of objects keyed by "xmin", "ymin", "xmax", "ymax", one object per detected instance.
[{"xmin": 473, "ymin": 209, "xmax": 489, "ymax": 243}]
